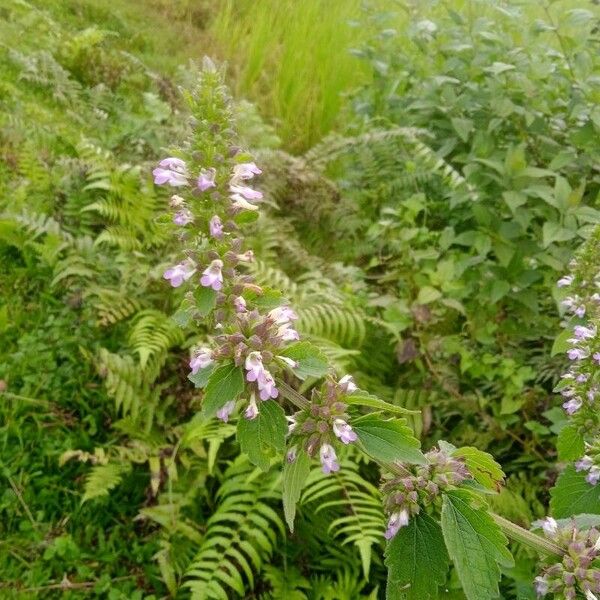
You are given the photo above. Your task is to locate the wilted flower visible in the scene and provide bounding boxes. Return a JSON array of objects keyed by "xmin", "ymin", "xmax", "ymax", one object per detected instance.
[
  {"xmin": 189, "ymin": 347, "xmax": 213, "ymax": 374},
  {"xmin": 541, "ymin": 517, "xmax": 558, "ymax": 537},
  {"xmin": 163, "ymin": 259, "xmax": 197, "ymax": 287},
  {"xmin": 231, "ymin": 193, "xmax": 260, "ymax": 211},
  {"xmin": 170, "ymin": 194, "xmax": 185, "ymax": 207},
  {"xmin": 197, "ymin": 168, "xmax": 216, "ymax": 191},
  {"xmin": 209, "ymin": 215, "xmax": 223, "ymax": 239},
  {"xmin": 277, "ymin": 355, "xmax": 298, "ymax": 369},
  {"xmin": 200, "ymin": 259, "xmax": 224, "ymax": 291},
  {"xmin": 384, "ymin": 510, "xmax": 410, "ymax": 540},
  {"xmin": 338, "ymin": 375, "xmax": 357, "ymax": 394},
  {"xmin": 277, "ymin": 323, "xmax": 300, "ymax": 341},
  {"xmin": 230, "ymin": 183, "xmax": 263, "ymax": 201},
  {"xmin": 216, "ymin": 400, "xmax": 236, "ymax": 423},
  {"xmin": 269, "ymin": 306, "xmax": 298, "ymax": 324},
  {"xmin": 286, "ymin": 415, "xmax": 297, "ymax": 435},
  {"xmin": 173, "ymin": 208, "xmax": 194, "ymax": 226},
  {"xmin": 332, "ymin": 418, "xmax": 357, "ymax": 444},
  {"xmin": 232, "ymin": 162, "xmax": 262, "ymax": 181},
  {"xmin": 319, "ymin": 443, "xmax": 340, "ymax": 474},
  {"xmin": 153, "ymin": 157, "xmax": 188, "ymax": 187},
  {"xmin": 233, "ymin": 296, "xmax": 247, "ymax": 313}
]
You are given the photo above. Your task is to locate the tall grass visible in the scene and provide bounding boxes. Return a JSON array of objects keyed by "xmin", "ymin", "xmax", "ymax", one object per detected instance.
[{"xmin": 211, "ymin": 0, "xmax": 372, "ymax": 152}]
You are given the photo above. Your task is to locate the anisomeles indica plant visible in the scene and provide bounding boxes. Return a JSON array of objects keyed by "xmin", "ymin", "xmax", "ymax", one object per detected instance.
[{"xmin": 152, "ymin": 61, "xmax": 599, "ymax": 599}]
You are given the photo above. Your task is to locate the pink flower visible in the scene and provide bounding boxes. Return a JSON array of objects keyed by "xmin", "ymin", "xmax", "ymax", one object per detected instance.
[
  {"xmin": 257, "ymin": 370, "xmax": 279, "ymax": 400},
  {"xmin": 189, "ymin": 347, "xmax": 213, "ymax": 374},
  {"xmin": 269, "ymin": 306, "xmax": 298, "ymax": 324},
  {"xmin": 244, "ymin": 395, "xmax": 259, "ymax": 420},
  {"xmin": 277, "ymin": 323, "xmax": 300, "ymax": 341},
  {"xmin": 197, "ymin": 168, "xmax": 216, "ymax": 191},
  {"xmin": 232, "ymin": 162, "xmax": 262, "ymax": 181},
  {"xmin": 319, "ymin": 443, "xmax": 340, "ymax": 474},
  {"xmin": 338, "ymin": 375, "xmax": 357, "ymax": 394},
  {"xmin": 209, "ymin": 215, "xmax": 223, "ymax": 239},
  {"xmin": 153, "ymin": 157, "xmax": 188, "ymax": 187},
  {"xmin": 230, "ymin": 184, "xmax": 263, "ymax": 200},
  {"xmin": 163, "ymin": 259, "xmax": 197, "ymax": 287},
  {"xmin": 384, "ymin": 510, "xmax": 410, "ymax": 540},
  {"xmin": 332, "ymin": 419, "xmax": 357, "ymax": 444},
  {"xmin": 200, "ymin": 259, "xmax": 224, "ymax": 291},
  {"xmin": 216, "ymin": 400, "xmax": 236, "ymax": 422},
  {"xmin": 245, "ymin": 351, "xmax": 264, "ymax": 383},
  {"xmin": 173, "ymin": 208, "xmax": 194, "ymax": 226}
]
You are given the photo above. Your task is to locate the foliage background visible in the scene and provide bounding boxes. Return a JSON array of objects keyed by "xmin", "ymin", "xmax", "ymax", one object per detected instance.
[{"xmin": 1, "ymin": 0, "xmax": 599, "ymax": 597}]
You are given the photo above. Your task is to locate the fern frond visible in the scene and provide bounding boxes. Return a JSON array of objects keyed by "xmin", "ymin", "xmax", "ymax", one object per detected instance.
[{"xmin": 82, "ymin": 462, "xmax": 131, "ymax": 502}]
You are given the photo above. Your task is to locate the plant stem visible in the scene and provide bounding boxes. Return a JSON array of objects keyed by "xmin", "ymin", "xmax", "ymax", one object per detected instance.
[{"xmin": 492, "ymin": 514, "xmax": 562, "ymax": 557}]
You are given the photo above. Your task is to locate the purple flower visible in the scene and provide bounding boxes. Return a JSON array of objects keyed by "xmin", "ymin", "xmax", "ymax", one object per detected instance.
[
  {"xmin": 384, "ymin": 510, "xmax": 410, "ymax": 540},
  {"xmin": 286, "ymin": 447, "xmax": 297, "ymax": 463},
  {"xmin": 200, "ymin": 259, "xmax": 224, "ymax": 291},
  {"xmin": 230, "ymin": 184, "xmax": 263, "ymax": 201},
  {"xmin": 244, "ymin": 395, "xmax": 259, "ymax": 420},
  {"xmin": 216, "ymin": 400, "xmax": 236, "ymax": 423},
  {"xmin": 577, "ymin": 373, "xmax": 589, "ymax": 383},
  {"xmin": 338, "ymin": 375, "xmax": 357, "ymax": 394},
  {"xmin": 567, "ymin": 348, "xmax": 588, "ymax": 361},
  {"xmin": 153, "ymin": 157, "xmax": 188, "ymax": 187},
  {"xmin": 561, "ymin": 388, "xmax": 576, "ymax": 398},
  {"xmin": 173, "ymin": 208, "xmax": 194, "ymax": 226},
  {"xmin": 576, "ymin": 456, "xmax": 593, "ymax": 472},
  {"xmin": 319, "ymin": 443, "xmax": 340, "ymax": 474},
  {"xmin": 557, "ymin": 275, "xmax": 574, "ymax": 288},
  {"xmin": 232, "ymin": 162, "xmax": 262, "ymax": 181},
  {"xmin": 587, "ymin": 466, "xmax": 600, "ymax": 485},
  {"xmin": 575, "ymin": 305, "xmax": 586, "ymax": 318},
  {"xmin": 197, "ymin": 168, "xmax": 216, "ymax": 191},
  {"xmin": 257, "ymin": 371, "xmax": 279, "ymax": 400},
  {"xmin": 574, "ymin": 325, "xmax": 597, "ymax": 340},
  {"xmin": 332, "ymin": 418, "xmax": 357, "ymax": 444},
  {"xmin": 593, "ymin": 352, "xmax": 600, "ymax": 365},
  {"xmin": 541, "ymin": 517, "xmax": 558, "ymax": 537},
  {"xmin": 277, "ymin": 323, "xmax": 300, "ymax": 341},
  {"xmin": 209, "ymin": 215, "xmax": 223, "ymax": 239},
  {"xmin": 190, "ymin": 347, "xmax": 213, "ymax": 374},
  {"xmin": 563, "ymin": 397, "xmax": 582, "ymax": 415},
  {"xmin": 269, "ymin": 306, "xmax": 298, "ymax": 324},
  {"xmin": 233, "ymin": 296, "xmax": 247, "ymax": 313},
  {"xmin": 534, "ymin": 575, "xmax": 549, "ymax": 597},
  {"xmin": 230, "ymin": 193, "xmax": 260, "ymax": 211},
  {"xmin": 245, "ymin": 351, "xmax": 265, "ymax": 382},
  {"xmin": 163, "ymin": 259, "xmax": 197, "ymax": 287},
  {"xmin": 588, "ymin": 387, "xmax": 597, "ymax": 402}
]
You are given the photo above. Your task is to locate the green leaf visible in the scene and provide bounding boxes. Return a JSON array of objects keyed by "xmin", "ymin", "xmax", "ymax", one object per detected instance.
[
  {"xmin": 417, "ymin": 286, "xmax": 442, "ymax": 305},
  {"xmin": 202, "ymin": 363, "xmax": 244, "ymax": 419},
  {"xmin": 346, "ymin": 390, "xmax": 420, "ymax": 415},
  {"xmin": 550, "ymin": 466, "xmax": 600, "ymax": 518},
  {"xmin": 441, "ymin": 491, "xmax": 513, "ymax": 600},
  {"xmin": 353, "ymin": 415, "xmax": 425, "ymax": 464},
  {"xmin": 385, "ymin": 512, "xmax": 449, "ymax": 600},
  {"xmin": 453, "ymin": 447, "xmax": 504, "ymax": 492},
  {"xmin": 542, "ymin": 221, "xmax": 576, "ymax": 248},
  {"xmin": 193, "ymin": 286, "xmax": 217, "ymax": 317},
  {"xmin": 279, "ymin": 341, "xmax": 329, "ymax": 379},
  {"xmin": 551, "ymin": 328, "xmax": 573, "ymax": 357},
  {"xmin": 237, "ymin": 401, "xmax": 287, "ymax": 471},
  {"xmin": 556, "ymin": 425, "xmax": 585, "ymax": 461},
  {"xmin": 282, "ymin": 449, "xmax": 311, "ymax": 532},
  {"xmin": 188, "ymin": 365, "xmax": 215, "ymax": 389}
]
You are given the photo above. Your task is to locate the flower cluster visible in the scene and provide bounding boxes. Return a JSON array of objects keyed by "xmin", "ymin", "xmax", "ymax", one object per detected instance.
[
  {"xmin": 575, "ymin": 439, "xmax": 600, "ymax": 486},
  {"xmin": 380, "ymin": 448, "xmax": 470, "ymax": 539},
  {"xmin": 287, "ymin": 375, "xmax": 359, "ymax": 474},
  {"xmin": 534, "ymin": 518, "xmax": 600, "ymax": 599}
]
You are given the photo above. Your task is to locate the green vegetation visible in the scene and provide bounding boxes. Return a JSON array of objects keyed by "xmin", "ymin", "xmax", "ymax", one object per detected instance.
[{"xmin": 1, "ymin": 0, "xmax": 600, "ymax": 598}]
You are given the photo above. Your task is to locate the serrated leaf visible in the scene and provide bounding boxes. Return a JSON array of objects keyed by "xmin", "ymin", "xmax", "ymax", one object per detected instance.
[
  {"xmin": 353, "ymin": 415, "xmax": 425, "ymax": 464},
  {"xmin": 551, "ymin": 328, "xmax": 573, "ymax": 357},
  {"xmin": 237, "ymin": 401, "xmax": 287, "ymax": 471},
  {"xmin": 550, "ymin": 466, "xmax": 600, "ymax": 518},
  {"xmin": 556, "ymin": 425, "xmax": 585, "ymax": 461},
  {"xmin": 202, "ymin": 363, "xmax": 244, "ymax": 419},
  {"xmin": 385, "ymin": 512, "xmax": 449, "ymax": 600},
  {"xmin": 188, "ymin": 365, "xmax": 215, "ymax": 389},
  {"xmin": 441, "ymin": 490, "xmax": 513, "ymax": 600},
  {"xmin": 452, "ymin": 447, "xmax": 504, "ymax": 491},
  {"xmin": 282, "ymin": 449, "xmax": 311, "ymax": 532},
  {"xmin": 346, "ymin": 390, "xmax": 420, "ymax": 415},
  {"xmin": 193, "ymin": 285, "xmax": 217, "ymax": 317},
  {"xmin": 279, "ymin": 341, "xmax": 329, "ymax": 379}
]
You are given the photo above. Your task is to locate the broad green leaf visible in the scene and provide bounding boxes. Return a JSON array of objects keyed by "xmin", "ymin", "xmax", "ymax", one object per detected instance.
[
  {"xmin": 353, "ymin": 415, "xmax": 425, "ymax": 464},
  {"xmin": 542, "ymin": 221, "xmax": 576, "ymax": 248},
  {"xmin": 279, "ymin": 341, "xmax": 329, "ymax": 379},
  {"xmin": 556, "ymin": 425, "xmax": 585, "ymax": 461},
  {"xmin": 551, "ymin": 328, "xmax": 573, "ymax": 356},
  {"xmin": 193, "ymin": 285, "xmax": 217, "ymax": 317},
  {"xmin": 237, "ymin": 401, "xmax": 287, "ymax": 471},
  {"xmin": 282, "ymin": 449, "xmax": 311, "ymax": 532},
  {"xmin": 385, "ymin": 512, "xmax": 449, "ymax": 600},
  {"xmin": 346, "ymin": 390, "xmax": 420, "ymax": 416},
  {"xmin": 417, "ymin": 286, "xmax": 441, "ymax": 305},
  {"xmin": 451, "ymin": 117, "xmax": 473, "ymax": 142},
  {"xmin": 453, "ymin": 447, "xmax": 504, "ymax": 491},
  {"xmin": 188, "ymin": 365, "xmax": 216, "ymax": 389},
  {"xmin": 202, "ymin": 363, "xmax": 244, "ymax": 419},
  {"xmin": 550, "ymin": 466, "xmax": 600, "ymax": 518},
  {"xmin": 441, "ymin": 491, "xmax": 513, "ymax": 600}
]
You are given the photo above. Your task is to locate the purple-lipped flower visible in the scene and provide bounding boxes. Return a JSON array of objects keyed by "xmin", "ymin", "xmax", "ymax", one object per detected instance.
[
  {"xmin": 257, "ymin": 370, "xmax": 279, "ymax": 400},
  {"xmin": 576, "ymin": 456, "xmax": 593, "ymax": 472},
  {"xmin": 230, "ymin": 183, "xmax": 263, "ymax": 201},
  {"xmin": 200, "ymin": 259, "xmax": 224, "ymax": 291},
  {"xmin": 216, "ymin": 400, "xmax": 236, "ymax": 423},
  {"xmin": 153, "ymin": 157, "xmax": 188, "ymax": 187},
  {"xmin": 574, "ymin": 325, "xmax": 597, "ymax": 340},
  {"xmin": 163, "ymin": 259, "xmax": 197, "ymax": 288},
  {"xmin": 232, "ymin": 162, "xmax": 262, "ymax": 181},
  {"xmin": 587, "ymin": 466, "xmax": 600, "ymax": 485},
  {"xmin": 557, "ymin": 275, "xmax": 574, "ymax": 288},
  {"xmin": 332, "ymin": 418, "xmax": 357, "ymax": 444},
  {"xmin": 563, "ymin": 397, "xmax": 583, "ymax": 415},
  {"xmin": 319, "ymin": 443, "xmax": 340, "ymax": 474},
  {"xmin": 338, "ymin": 374, "xmax": 357, "ymax": 394},
  {"xmin": 197, "ymin": 168, "xmax": 216, "ymax": 191},
  {"xmin": 173, "ymin": 208, "xmax": 194, "ymax": 226},
  {"xmin": 209, "ymin": 215, "xmax": 223, "ymax": 239},
  {"xmin": 244, "ymin": 395, "xmax": 259, "ymax": 420},
  {"xmin": 233, "ymin": 296, "xmax": 247, "ymax": 313},
  {"xmin": 384, "ymin": 510, "xmax": 410, "ymax": 540},
  {"xmin": 567, "ymin": 348, "xmax": 588, "ymax": 361},
  {"xmin": 269, "ymin": 306, "xmax": 298, "ymax": 325},
  {"xmin": 534, "ymin": 575, "xmax": 549, "ymax": 597},
  {"xmin": 575, "ymin": 305, "xmax": 586, "ymax": 318},
  {"xmin": 245, "ymin": 351, "xmax": 265, "ymax": 383},
  {"xmin": 593, "ymin": 352, "xmax": 600, "ymax": 365},
  {"xmin": 190, "ymin": 347, "xmax": 213, "ymax": 374},
  {"xmin": 277, "ymin": 323, "xmax": 300, "ymax": 342}
]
